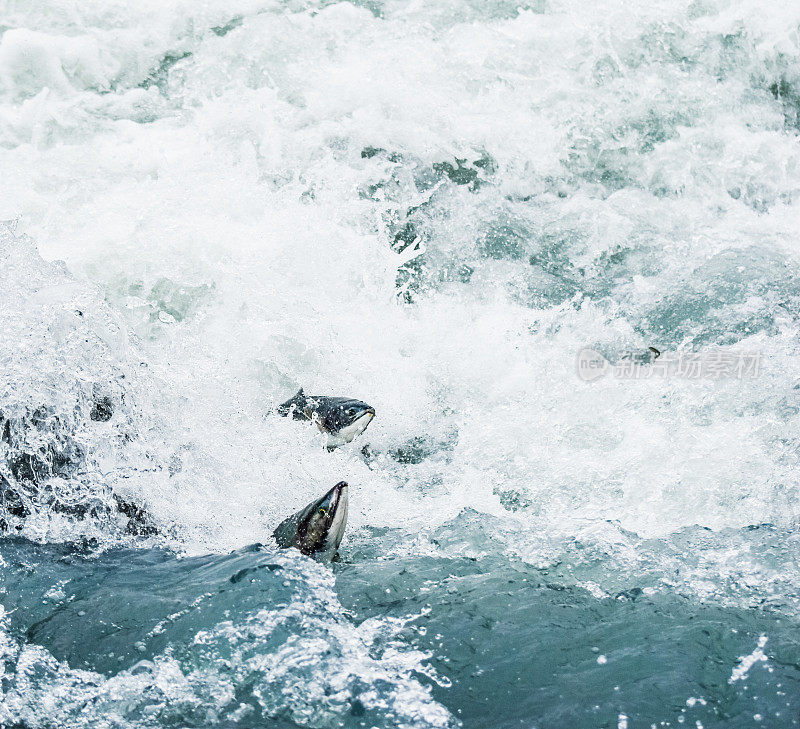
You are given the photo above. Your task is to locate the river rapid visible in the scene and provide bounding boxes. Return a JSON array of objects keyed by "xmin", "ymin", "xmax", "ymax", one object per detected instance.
[{"xmin": 1, "ymin": 1, "xmax": 800, "ymax": 727}]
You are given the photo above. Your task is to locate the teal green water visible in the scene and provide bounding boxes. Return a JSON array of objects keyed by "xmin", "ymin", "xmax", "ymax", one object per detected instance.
[{"xmin": 2, "ymin": 534, "xmax": 799, "ymax": 728}]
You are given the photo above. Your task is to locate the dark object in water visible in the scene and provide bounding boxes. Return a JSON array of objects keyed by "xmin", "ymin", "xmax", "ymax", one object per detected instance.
[
  {"xmin": 273, "ymin": 481, "xmax": 349, "ymax": 563},
  {"xmin": 113, "ymin": 495, "xmax": 160, "ymax": 536},
  {"xmin": 90, "ymin": 396, "xmax": 114, "ymax": 422},
  {"xmin": 620, "ymin": 346, "xmax": 661, "ymax": 365},
  {"xmin": 277, "ymin": 389, "xmax": 375, "ymax": 448},
  {"xmin": 0, "ymin": 404, "xmax": 154, "ymax": 536},
  {"xmin": 0, "ymin": 406, "xmax": 89, "ymax": 525}
]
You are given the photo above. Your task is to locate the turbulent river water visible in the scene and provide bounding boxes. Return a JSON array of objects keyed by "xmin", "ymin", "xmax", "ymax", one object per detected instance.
[{"xmin": 2, "ymin": 1, "xmax": 800, "ymax": 727}]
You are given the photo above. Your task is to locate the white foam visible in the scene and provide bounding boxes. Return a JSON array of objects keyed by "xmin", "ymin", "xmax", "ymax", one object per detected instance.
[{"xmin": 729, "ymin": 635, "xmax": 770, "ymax": 684}]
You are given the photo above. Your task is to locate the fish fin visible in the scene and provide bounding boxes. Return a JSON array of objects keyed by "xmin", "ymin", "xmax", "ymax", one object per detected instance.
[{"xmin": 276, "ymin": 388, "xmax": 307, "ymax": 417}]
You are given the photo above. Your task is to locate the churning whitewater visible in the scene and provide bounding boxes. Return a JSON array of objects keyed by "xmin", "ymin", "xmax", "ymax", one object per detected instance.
[{"xmin": 2, "ymin": 0, "xmax": 800, "ymax": 727}]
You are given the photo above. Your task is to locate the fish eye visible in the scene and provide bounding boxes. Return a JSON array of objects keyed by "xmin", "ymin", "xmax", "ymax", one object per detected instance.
[
  {"xmin": 319, "ymin": 507, "xmax": 327, "ymax": 516},
  {"xmin": 346, "ymin": 408, "xmax": 356, "ymax": 416}
]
